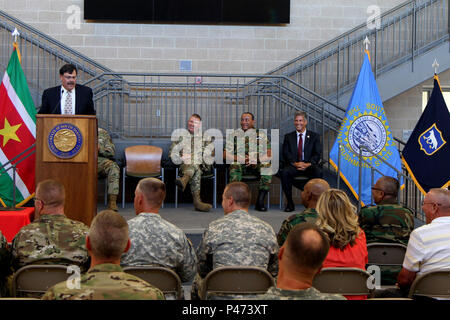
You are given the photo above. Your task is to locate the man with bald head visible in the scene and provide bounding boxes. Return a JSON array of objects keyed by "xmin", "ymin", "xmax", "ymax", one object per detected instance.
[
  {"xmin": 192, "ymin": 182, "xmax": 278, "ymax": 299},
  {"xmin": 254, "ymin": 223, "xmax": 345, "ymax": 300},
  {"xmin": 121, "ymin": 178, "xmax": 197, "ymax": 285},
  {"xmin": 359, "ymin": 176, "xmax": 414, "ymax": 246},
  {"xmin": 397, "ymin": 188, "xmax": 450, "ymax": 292},
  {"xmin": 11, "ymin": 179, "xmax": 89, "ymax": 272},
  {"xmin": 277, "ymin": 178, "xmax": 330, "ymax": 246}
]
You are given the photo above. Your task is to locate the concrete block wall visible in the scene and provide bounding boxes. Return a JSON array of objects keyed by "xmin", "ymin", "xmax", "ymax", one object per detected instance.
[{"xmin": 2, "ymin": 0, "xmax": 404, "ymax": 74}]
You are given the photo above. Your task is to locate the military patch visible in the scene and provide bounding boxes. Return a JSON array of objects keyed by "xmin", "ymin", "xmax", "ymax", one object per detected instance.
[
  {"xmin": 48, "ymin": 123, "xmax": 83, "ymax": 159},
  {"xmin": 418, "ymin": 123, "xmax": 446, "ymax": 156}
]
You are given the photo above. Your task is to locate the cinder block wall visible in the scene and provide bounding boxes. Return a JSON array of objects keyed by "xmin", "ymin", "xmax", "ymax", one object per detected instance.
[{"xmin": 2, "ymin": 0, "xmax": 404, "ymax": 73}]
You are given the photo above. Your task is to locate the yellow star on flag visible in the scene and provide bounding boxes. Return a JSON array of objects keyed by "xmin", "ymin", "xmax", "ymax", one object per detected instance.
[{"xmin": 0, "ymin": 118, "xmax": 22, "ymax": 147}]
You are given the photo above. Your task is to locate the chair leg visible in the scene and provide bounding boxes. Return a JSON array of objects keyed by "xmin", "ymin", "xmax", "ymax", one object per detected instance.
[
  {"xmin": 279, "ymin": 184, "xmax": 283, "ymax": 210},
  {"xmin": 104, "ymin": 178, "xmax": 108, "ymax": 206},
  {"xmin": 175, "ymin": 168, "xmax": 178, "ymax": 209},
  {"xmin": 267, "ymin": 191, "xmax": 270, "ymax": 210},
  {"xmin": 122, "ymin": 167, "xmax": 126, "ymax": 209},
  {"xmin": 161, "ymin": 168, "xmax": 164, "ymax": 209}
]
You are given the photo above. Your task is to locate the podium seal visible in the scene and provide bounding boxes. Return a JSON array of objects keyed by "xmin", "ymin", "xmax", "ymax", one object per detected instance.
[{"xmin": 48, "ymin": 123, "xmax": 83, "ymax": 159}]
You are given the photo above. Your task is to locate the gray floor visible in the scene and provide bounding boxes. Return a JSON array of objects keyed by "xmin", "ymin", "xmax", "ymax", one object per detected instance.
[{"xmin": 99, "ymin": 201, "xmax": 300, "ymax": 236}]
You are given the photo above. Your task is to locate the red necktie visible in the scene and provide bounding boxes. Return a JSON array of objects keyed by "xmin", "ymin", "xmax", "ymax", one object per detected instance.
[{"xmin": 297, "ymin": 133, "xmax": 303, "ymax": 161}]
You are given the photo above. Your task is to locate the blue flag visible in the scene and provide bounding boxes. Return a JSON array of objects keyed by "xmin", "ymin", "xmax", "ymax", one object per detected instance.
[
  {"xmin": 329, "ymin": 52, "xmax": 403, "ymax": 206},
  {"xmin": 402, "ymin": 75, "xmax": 450, "ymax": 193}
]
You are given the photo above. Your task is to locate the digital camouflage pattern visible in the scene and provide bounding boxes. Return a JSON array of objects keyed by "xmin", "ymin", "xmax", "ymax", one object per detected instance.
[
  {"xmin": 225, "ymin": 128, "xmax": 272, "ymax": 191},
  {"xmin": 277, "ymin": 208, "xmax": 318, "ymax": 246},
  {"xmin": 196, "ymin": 209, "xmax": 278, "ymax": 277},
  {"xmin": 169, "ymin": 132, "xmax": 213, "ymax": 193},
  {"xmin": 98, "ymin": 127, "xmax": 120, "ymax": 195},
  {"xmin": 11, "ymin": 214, "xmax": 90, "ymax": 272},
  {"xmin": 41, "ymin": 263, "xmax": 165, "ymax": 300},
  {"xmin": 359, "ymin": 199, "xmax": 414, "ymax": 285},
  {"xmin": 251, "ymin": 286, "xmax": 346, "ymax": 300},
  {"xmin": 121, "ymin": 213, "xmax": 197, "ymax": 282}
]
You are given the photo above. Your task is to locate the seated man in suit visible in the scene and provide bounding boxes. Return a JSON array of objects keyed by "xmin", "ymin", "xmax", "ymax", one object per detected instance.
[
  {"xmin": 280, "ymin": 111, "xmax": 322, "ymax": 212},
  {"xmin": 38, "ymin": 63, "xmax": 96, "ymax": 115}
]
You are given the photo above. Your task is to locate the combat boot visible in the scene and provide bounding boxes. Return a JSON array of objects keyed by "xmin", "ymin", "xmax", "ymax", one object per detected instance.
[
  {"xmin": 176, "ymin": 174, "xmax": 191, "ymax": 192},
  {"xmin": 192, "ymin": 191, "xmax": 212, "ymax": 212},
  {"xmin": 108, "ymin": 194, "xmax": 118, "ymax": 211},
  {"xmin": 255, "ymin": 190, "xmax": 268, "ymax": 212}
]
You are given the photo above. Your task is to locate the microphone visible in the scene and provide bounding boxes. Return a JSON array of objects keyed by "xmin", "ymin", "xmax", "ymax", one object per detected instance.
[{"xmin": 49, "ymin": 89, "xmax": 63, "ymax": 114}]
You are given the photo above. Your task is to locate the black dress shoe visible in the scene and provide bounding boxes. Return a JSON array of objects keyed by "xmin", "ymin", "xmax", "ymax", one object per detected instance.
[{"xmin": 284, "ymin": 204, "xmax": 295, "ymax": 212}]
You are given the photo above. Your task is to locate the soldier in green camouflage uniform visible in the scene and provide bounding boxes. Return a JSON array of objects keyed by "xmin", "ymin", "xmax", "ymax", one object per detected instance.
[
  {"xmin": 224, "ymin": 112, "xmax": 272, "ymax": 211},
  {"xmin": 42, "ymin": 210, "xmax": 164, "ymax": 300},
  {"xmin": 170, "ymin": 114, "xmax": 213, "ymax": 212},
  {"xmin": 11, "ymin": 180, "xmax": 90, "ymax": 273},
  {"xmin": 0, "ymin": 231, "xmax": 11, "ymax": 297},
  {"xmin": 277, "ymin": 178, "xmax": 330, "ymax": 246},
  {"xmin": 253, "ymin": 223, "xmax": 346, "ymax": 300},
  {"xmin": 359, "ymin": 176, "xmax": 414, "ymax": 285},
  {"xmin": 98, "ymin": 127, "xmax": 120, "ymax": 211}
]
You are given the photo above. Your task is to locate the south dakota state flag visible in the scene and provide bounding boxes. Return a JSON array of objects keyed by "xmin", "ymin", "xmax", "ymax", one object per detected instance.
[
  {"xmin": 402, "ymin": 75, "xmax": 450, "ymax": 193},
  {"xmin": 329, "ymin": 51, "xmax": 402, "ymax": 206},
  {"xmin": 0, "ymin": 43, "xmax": 36, "ymax": 207}
]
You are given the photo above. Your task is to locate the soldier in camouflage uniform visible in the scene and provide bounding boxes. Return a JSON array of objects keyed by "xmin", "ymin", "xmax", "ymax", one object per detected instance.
[
  {"xmin": 192, "ymin": 182, "xmax": 278, "ymax": 299},
  {"xmin": 98, "ymin": 127, "xmax": 120, "ymax": 211},
  {"xmin": 42, "ymin": 210, "xmax": 165, "ymax": 300},
  {"xmin": 359, "ymin": 176, "xmax": 414, "ymax": 285},
  {"xmin": 224, "ymin": 112, "xmax": 272, "ymax": 211},
  {"xmin": 277, "ymin": 178, "xmax": 330, "ymax": 246},
  {"xmin": 11, "ymin": 180, "xmax": 90, "ymax": 273},
  {"xmin": 121, "ymin": 178, "xmax": 197, "ymax": 287},
  {"xmin": 0, "ymin": 231, "xmax": 11, "ymax": 297},
  {"xmin": 251, "ymin": 224, "xmax": 346, "ymax": 300},
  {"xmin": 170, "ymin": 114, "xmax": 213, "ymax": 212}
]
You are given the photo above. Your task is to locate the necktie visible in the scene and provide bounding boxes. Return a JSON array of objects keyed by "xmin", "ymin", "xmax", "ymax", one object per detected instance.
[
  {"xmin": 297, "ymin": 133, "xmax": 303, "ymax": 161},
  {"xmin": 64, "ymin": 91, "xmax": 72, "ymax": 114}
]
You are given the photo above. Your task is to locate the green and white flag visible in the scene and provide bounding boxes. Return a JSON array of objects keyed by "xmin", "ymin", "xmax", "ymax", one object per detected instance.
[{"xmin": 0, "ymin": 42, "xmax": 36, "ymax": 207}]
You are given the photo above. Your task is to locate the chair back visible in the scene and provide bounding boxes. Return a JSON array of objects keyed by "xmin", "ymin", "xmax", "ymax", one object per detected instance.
[
  {"xmin": 201, "ymin": 266, "xmax": 274, "ymax": 300},
  {"xmin": 367, "ymin": 242, "xmax": 407, "ymax": 265},
  {"xmin": 123, "ymin": 266, "xmax": 183, "ymax": 299},
  {"xmin": 124, "ymin": 145, "xmax": 162, "ymax": 177},
  {"xmin": 13, "ymin": 265, "xmax": 70, "ymax": 298},
  {"xmin": 312, "ymin": 267, "xmax": 372, "ymax": 296},
  {"xmin": 408, "ymin": 270, "xmax": 450, "ymax": 299}
]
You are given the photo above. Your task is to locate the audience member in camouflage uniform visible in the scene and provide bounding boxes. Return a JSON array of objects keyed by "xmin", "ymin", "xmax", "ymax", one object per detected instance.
[
  {"xmin": 170, "ymin": 114, "xmax": 213, "ymax": 212},
  {"xmin": 359, "ymin": 176, "xmax": 414, "ymax": 285},
  {"xmin": 98, "ymin": 127, "xmax": 120, "ymax": 211},
  {"xmin": 121, "ymin": 178, "xmax": 197, "ymax": 285},
  {"xmin": 192, "ymin": 182, "xmax": 278, "ymax": 299},
  {"xmin": 224, "ymin": 112, "xmax": 272, "ymax": 211},
  {"xmin": 0, "ymin": 231, "xmax": 11, "ymax": 297},
  {"xmin": 252, "ymin": 223, "xmax": 345, "ymax": 300},
  {"xmin": 277, "ymin": 178, "xmax": 330, "ymax": 246},
  {"xmin": 11, "ymin": 180, "xmax": 90, "ymax": 272},
  {"xmin": 42, "ymin": 210, "xmax": 165, "ymax": 300}
]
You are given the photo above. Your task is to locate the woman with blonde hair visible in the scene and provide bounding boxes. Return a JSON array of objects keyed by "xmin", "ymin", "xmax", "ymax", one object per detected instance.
[{"xmin": 316, "ymin": 188, "xmax": 368, "ymax": 300}]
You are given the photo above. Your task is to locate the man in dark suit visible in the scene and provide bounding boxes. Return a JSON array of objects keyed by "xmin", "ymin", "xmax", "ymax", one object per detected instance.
[
  {"xmin": 280, "ymin": 111, "xmax": 322, "ymax": 212},
  {"xmin": 38, "ymin": 63, "xmax": 96, "ymax": 115}
]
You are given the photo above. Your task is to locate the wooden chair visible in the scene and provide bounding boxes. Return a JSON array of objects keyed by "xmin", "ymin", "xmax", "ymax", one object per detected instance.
[
  {"xmin": 122, "ymin": 145, "xmax": 164, "ymax": 208},
  {"xmin": 123, "ymin": 266, "xmax": 183, "ymax": 300},
  {"xmin": 12, "ymin": 265, "xmax": 70, "ymax": 298},
  {"xmin": 200, "ymin": 266, "xmax": 274, "ymax": 300},
  {"xmin": 408, "ymin": 270, "xmax": 450, "ymax": 299},
  {"xmin": 312, "ymin": 267, "xmax": 373, "ymax": 297}
]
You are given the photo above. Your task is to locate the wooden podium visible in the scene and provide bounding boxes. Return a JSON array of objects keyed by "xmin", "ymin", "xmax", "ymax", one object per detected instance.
[{"xmin": 36, "ymin": 115, "xmax": 97, "ymax": 226}]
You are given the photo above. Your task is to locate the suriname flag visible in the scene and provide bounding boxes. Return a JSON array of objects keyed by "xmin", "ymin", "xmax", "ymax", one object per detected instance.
[{"xmin": 0, "ymin": 43, "xmax": 36, "ymax": 207}]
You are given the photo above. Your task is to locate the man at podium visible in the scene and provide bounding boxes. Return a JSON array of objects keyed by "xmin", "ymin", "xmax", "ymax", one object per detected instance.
[{"xmin": 38, "ymin": 63, "xmax": 96, "ymax": 115}]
